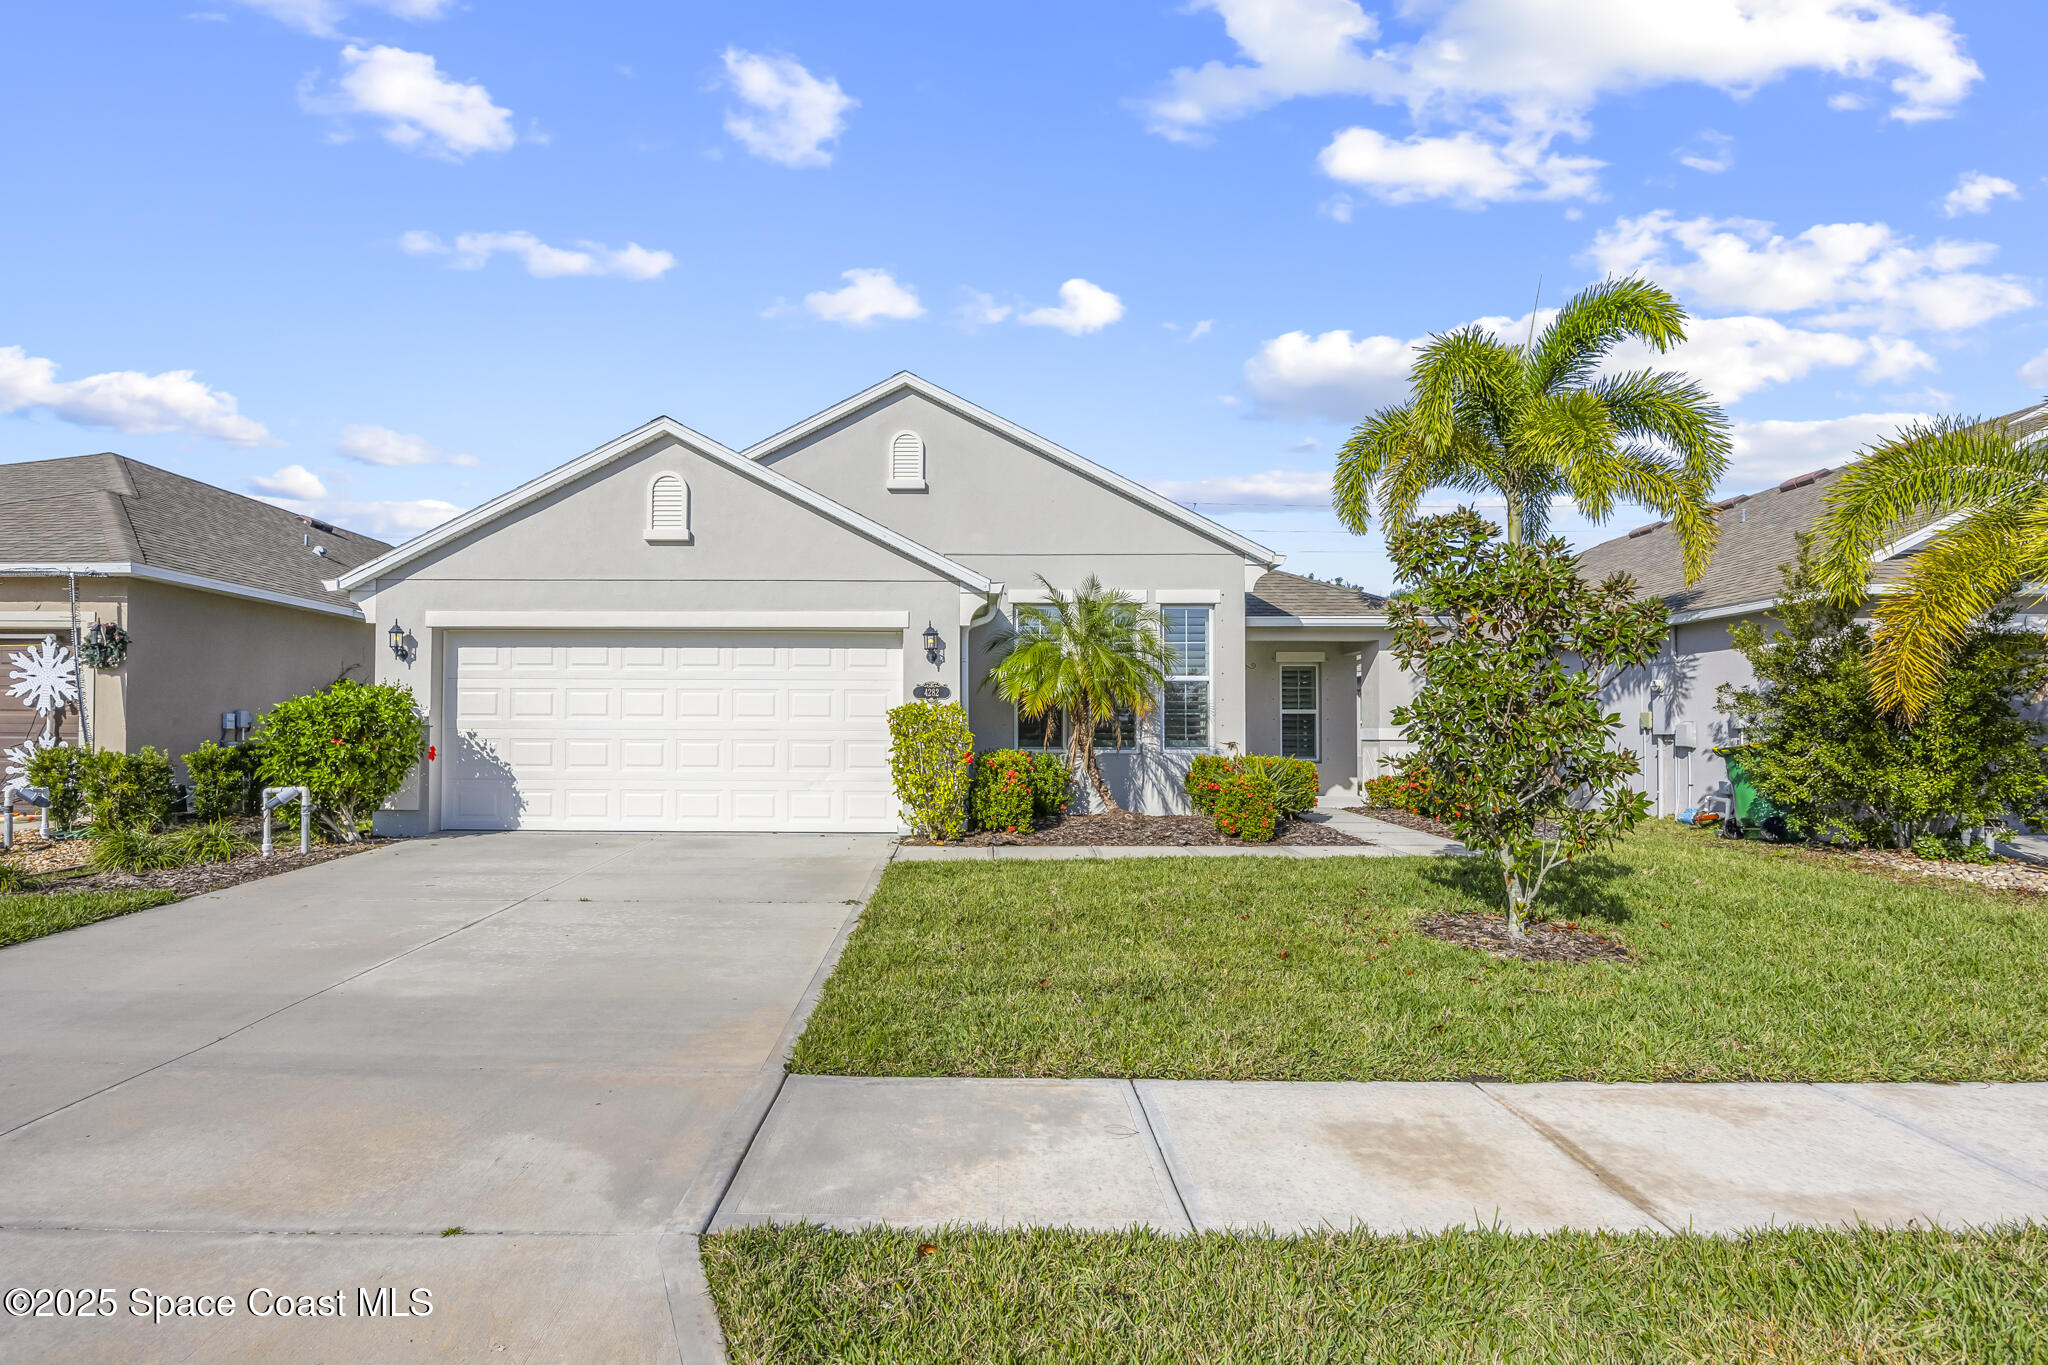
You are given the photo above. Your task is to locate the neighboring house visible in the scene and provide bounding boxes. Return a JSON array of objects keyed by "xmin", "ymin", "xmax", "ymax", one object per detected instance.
[
  {"xmin": 335, "ymin": 373, "xmax": 1411, "ymax": 834},
  {"xmin": 0, "ymin": 453, "xmax": 388, "ymax": 784},
  {"xmin": 1578, "ymin": 400, "xmax": 2048, "ymax": 819}
]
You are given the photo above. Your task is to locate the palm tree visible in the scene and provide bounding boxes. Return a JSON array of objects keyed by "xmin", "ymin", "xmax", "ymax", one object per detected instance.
[
  {"xmin": 986, "ymin": 576, "xmax": 1174, "ymax": 813},
  {"xmin": 1812, "ymin": 411, "xmax": 2048, "ymax": 717},
  {"xmin": 1333, "ymin": 276, "xmax": 1732, "ymax": 583}
]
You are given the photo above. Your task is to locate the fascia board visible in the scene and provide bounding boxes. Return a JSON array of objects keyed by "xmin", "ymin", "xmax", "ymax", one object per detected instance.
[
  {"xmin": 332, "ymin": 416, "xmax": 994, "ymax": 595},
  {"xmin": 739, "ymin": 372, "xmax": 1284, "ymax": 568},
  {"xmin": 0, "ymin": 561, "xmax": 363, "ymax": 620}
]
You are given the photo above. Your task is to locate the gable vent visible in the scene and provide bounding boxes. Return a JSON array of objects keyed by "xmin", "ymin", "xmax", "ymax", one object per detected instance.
[
  {"xmin": 887, "ymin": 430, "xmax": 926, "ymax": 490},
  {"xmin": 645, "ymin": 472, "xmax": 691, "ymax": 543}
]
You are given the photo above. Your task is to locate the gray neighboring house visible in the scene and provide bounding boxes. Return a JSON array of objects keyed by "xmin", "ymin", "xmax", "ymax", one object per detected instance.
[
  {"xmin": 0, "ymin": 453, "xmax": 387, "ymax": 781},
  {"xmin": 334, "ymin": 373, "xmax": 1411, "ymax": 835},
  {"xmin": 1578, "ymin": 400, "xmax": 2048, "ymax": 820}
]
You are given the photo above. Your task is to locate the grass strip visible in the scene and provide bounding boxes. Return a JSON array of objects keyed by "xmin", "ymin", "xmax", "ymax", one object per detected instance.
[
  {"xmin": 791, "ymin": 822, "xmax": 2048, "ymax": 1082},
  {"xmin": 703, "ymin": 1223, "xmax": 2048, "ymax": 1365},
  {"xmin": 0, "ymin": 890, "xmax": 182, "ymax": 948}
]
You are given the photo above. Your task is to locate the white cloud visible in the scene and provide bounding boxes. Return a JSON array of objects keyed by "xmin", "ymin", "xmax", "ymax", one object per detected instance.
[
  {"xmin": 249, "ymin": 464, "xmax": 328, "ymax": 499},
  {"xmin": 304, "ymin": 45, "xmax": 515, "ymax": 160},
  {"xmin": 1942, "ymin": 170, "xmax": 2019, "ymax": 217},
  {"xmin": 956, "ymin": 290, "xmax": 1012, "ymax": 329},
  {"xmin": 1318, "ymin": 194, "xmax": 1355, "ymax": 223},
  {"xmin": 1585, "ymin": 211, "xmax": 2035, "ymax": 332},
  {"xmin": 1676, "ymin": 129, "xmax": 1734, "ymax": 174},
  {"xmin": 1243, "ymin": 328, "xmax": 1420, "ymax": 420},
  {"xmin": 2018, "ymin": 348, "xmax": 2048, "ymax": 388},
  {"xmin": 335, "ymin": 423, "xmax": 476, "ymax": 467},
  {"xmin": 1143, "ymin": 0, "xmax": 1980, "ymax": 203},
  {"xmin": 1020, "ymin": 279, "xmax": 1126, "ymax": 335},
  {"xmin": 1318, "ymin": 127, "xmax": 1601, "ymax": 205},
  {"xmin": 259, "ymin": 496, "xmax": 464, "ymax": 539},
  {"xmin": 1187, "ymin": 319, "xmax": 1215, "ymax": 341},
  {"xmin": 803, "ymin": 268, "xmax": 924, "ymax": 326},
  {"xmin": 0, "ymin": 345, "xmax": 276, "ymax": 447},
  {"xmin": 1611, "ymin": 315, "xmax": 1932, "ymax": 403},
  {"xmin": 1725, "ymin": 411, "xmax": 1930, "ymax": 489},
  {"xmin": 720, "ymin": 49, "xmax": 856, "ymax": 168},
  {"xmin": 1152, "ymin": 468, "xmax": 1332, "ymax": 508},
  {"xmin": 236, "ymin": 0, "xmax": 454, "ymax": 38},
  {"xmin": 400, "ymin": 229, "xmax": 674, "ymax": 280}
]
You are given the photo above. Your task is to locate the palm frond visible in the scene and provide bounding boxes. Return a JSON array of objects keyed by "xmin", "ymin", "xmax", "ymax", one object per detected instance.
[
  {"xmin": 1866, "ymin": 506, "xmax": 2035, "ymax": 716},
  {"xmin": 1588, "ymin": 368, "xmax": 1731, "ymax": 488},
  {"xmin": 1409, "ymin": 327, "xmax": 1523, "ymax": 450},
  {"xmin": 1532, "ymin": 276, "xmax": 1690, "ymax": 392}
]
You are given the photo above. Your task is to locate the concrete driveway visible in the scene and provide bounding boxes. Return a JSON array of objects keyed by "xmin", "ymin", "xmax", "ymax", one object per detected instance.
[{"xmin": 0, "ymin": 832, "xmax": 891, "ymax": 1363}]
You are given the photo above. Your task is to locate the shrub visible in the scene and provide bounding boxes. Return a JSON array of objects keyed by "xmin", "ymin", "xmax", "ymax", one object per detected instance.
[
  {"xmin": 79, "ymin": 747, "xmax": 182, "ymax": 832},
  {"xmin": 171, "ymin": 819, "xmax": 256, "ymax": 865},
  {"xmin": 1237, "ymin": 754, "xmax": 1319, "ymax": 817},
  {"xmin": 184, "ymin": 740, "xmax": 266, "ymax": 821},
  {"xmin": 23, "ymin": 744, "xmax": 84, "ymax": 832},
  {"xmin": 886, "ymin": 701, "xmax": 974, "ymax": 841},
  {"xmin": 1184, "ymin": 754, "xmax": 1236, "ymax": 816},
  {"xmin": 1026, "ymin": 752, "xmax": 1071, "ymax": 820},
  {"xmin": 1212, "ymin": 773, "xmax": 1280, "ymax": 842},
  {"xmin": 86, "ymin": 826, "xmax": 186, "ymax": 874},
  {"xmin": 0, "ymin": 863, "xmax": 34, "ymax": 894},
  {"xmin": 1364, "ymin": 754, "xmax": 1461, "ymax": 819},
  {"xmin": 258, "ymin": 680, "xmax": 425, "ymax": 842},
  {"xmin": 970, "ymin": 748, "xmax": 1038, "ymax": 833}
]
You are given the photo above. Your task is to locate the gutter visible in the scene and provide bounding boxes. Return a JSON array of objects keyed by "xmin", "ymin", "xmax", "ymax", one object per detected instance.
[{"xmin": 0, "ymin": 562, "xmax": 364, "ymax": 621}]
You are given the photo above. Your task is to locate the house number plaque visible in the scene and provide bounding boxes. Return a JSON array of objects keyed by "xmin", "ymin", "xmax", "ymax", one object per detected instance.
[{"xmin": 913, "ymin": 683, "xmax": 951, "ymax": 700}]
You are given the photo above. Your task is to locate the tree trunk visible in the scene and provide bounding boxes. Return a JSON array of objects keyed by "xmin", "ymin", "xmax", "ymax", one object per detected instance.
[
  {"xmin": 1069, "ymin": 701, "xmax": 1120, "ymax": 813},
  {"xmin": 1504, "ymin": 493, "xmax": 1523, "ymax": 548},
  {"xmin": 1501, "ymin": 853, "xmax": 1529, "ymax": 938}
]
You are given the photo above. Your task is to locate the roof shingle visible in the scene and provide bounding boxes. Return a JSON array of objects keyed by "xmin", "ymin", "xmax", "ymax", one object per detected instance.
[{"xmin": 1247, "ymin": 569, "xmax": 1387, "ymax": 617}]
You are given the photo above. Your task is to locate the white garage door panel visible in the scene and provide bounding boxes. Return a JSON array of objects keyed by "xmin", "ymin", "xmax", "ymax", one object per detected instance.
[{"xmin": 445, "ymin": 631, "xmax": 901, "ymax": 832}]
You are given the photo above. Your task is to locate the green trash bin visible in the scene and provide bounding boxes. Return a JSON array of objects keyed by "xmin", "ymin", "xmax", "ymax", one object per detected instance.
[{"xmin": 1714, "ymin": 745, "xmax": 1784, "ymax": 839}]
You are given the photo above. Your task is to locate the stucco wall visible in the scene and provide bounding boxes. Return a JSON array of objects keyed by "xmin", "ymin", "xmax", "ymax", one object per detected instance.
[{"xmin": 1244, "ymin": 641, "xmax": 1364, "ymax": 799}]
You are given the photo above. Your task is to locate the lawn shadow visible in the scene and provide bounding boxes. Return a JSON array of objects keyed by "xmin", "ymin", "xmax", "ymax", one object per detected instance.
[{"xmin": 1419, "ymin": 853, "xmax": 1636, "ymax": 926}]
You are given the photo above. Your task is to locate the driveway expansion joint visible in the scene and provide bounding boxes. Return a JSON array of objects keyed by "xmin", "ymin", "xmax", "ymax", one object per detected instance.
[{"xmin": 1473, "ymin": 1082, "xmax": 1679, "ymax": 1234}]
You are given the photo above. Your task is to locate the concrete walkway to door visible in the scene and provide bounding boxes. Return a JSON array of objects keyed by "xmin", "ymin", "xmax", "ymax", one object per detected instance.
[{"xmin": 0, "ymin": 831, "xmax": 891, "ymax": 1364}]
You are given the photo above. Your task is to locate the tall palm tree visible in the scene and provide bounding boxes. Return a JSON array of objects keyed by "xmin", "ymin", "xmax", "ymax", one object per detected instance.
[
  {"xmin": 986, "ymin": 576, "xmax": 1174, "ymax": 813},
  {"xmin": 1333, "ymin": 276, "xmax": 1732, "ymax": 583},
  {"xmin": 1812, "ymin": 411, "xmax": 2048, "ymax": 717}
]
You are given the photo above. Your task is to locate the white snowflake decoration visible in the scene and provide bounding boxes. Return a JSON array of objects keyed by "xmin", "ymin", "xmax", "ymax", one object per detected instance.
[
  {"xmin": 6, "ymin": 636, "xmax": 78, "ymax": 718},
  {"xmin": 3, "ymin": 734, "xmax": 57, "ymax": 788}
]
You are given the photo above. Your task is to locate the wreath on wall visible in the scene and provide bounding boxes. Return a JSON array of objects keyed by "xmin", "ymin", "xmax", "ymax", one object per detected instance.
[{"xmin": 78, "ymin": 622, "xmax": 131, "ymax": 670}]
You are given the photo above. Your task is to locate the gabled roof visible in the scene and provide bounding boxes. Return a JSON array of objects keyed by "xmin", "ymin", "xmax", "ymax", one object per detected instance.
[
  {"xmin": 0, "ymin": 452, "xmax": 388, "ymax": 615},
  {"xmin": 330, "ymin": 416, "xmax": 996, "ymax": 595},
  {"xmin": 742, "ymin": 372, "xmax": 1283, "ymax": 568},
  {"xmin": 1248, "ymin": 569, "xmax": 1387, "ymax": 618},
  {"xmin": 1577, "ymin": 400, "xmax": 2048, "ymax": 618}
]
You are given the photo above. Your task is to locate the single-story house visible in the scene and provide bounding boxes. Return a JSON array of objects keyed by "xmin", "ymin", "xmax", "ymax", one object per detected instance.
[
  {"xmin": 1577, "ymin": 399, "xmax": 2048, "ymax": 819},
  {"xmin": 334, "ymin": 373, "xmax": 1409, "ymax": 834},
  {"xmin": 1, "ymin": 452, "xmax": 388, "ymax": 784}
]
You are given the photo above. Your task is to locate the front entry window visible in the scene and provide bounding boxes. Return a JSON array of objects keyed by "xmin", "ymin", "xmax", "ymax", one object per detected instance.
[{"xmin": 1280, "ymin": 664, "xmax": 1318, "ymax": 759}]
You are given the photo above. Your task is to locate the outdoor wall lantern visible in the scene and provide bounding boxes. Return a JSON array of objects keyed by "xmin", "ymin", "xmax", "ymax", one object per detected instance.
[
  {"xmin": 921, "ymin": 622, "xmax": 945, "ymax": 666},
  {"xmin": 387, "ymin": 622, "xmax": 412, "ymax": 662}
]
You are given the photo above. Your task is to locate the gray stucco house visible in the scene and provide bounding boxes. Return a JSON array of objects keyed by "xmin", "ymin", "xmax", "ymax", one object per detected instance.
[
  {"xmin": 335, "ymin": 374, "xmax": 1406, "ymax": 834},
  {"xmin": 1, "ymin": 453, "xmax": 386, "ymax": 786},
  {"xmin": 1579, "ymin": 399, "xmax": 2048, "ymax": 820}
]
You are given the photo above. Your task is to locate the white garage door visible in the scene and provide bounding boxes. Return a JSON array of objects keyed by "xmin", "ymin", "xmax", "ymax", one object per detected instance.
[{"xmin": 444, "ymin": 631, "xmax": 901, "ymax": 832}]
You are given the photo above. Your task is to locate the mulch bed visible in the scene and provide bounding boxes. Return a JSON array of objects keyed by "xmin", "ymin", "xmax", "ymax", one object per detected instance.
[
  {"xmin": 905, "ymin": 812, "xmax": 1363, "ymax": 848},
  {"xmin": 1417, "ymin": 911, "xmax": 1634, "ymax": 964},
  {"xmin": 18, "ymin": 838, "xmax": 384, "ymax": 898}
]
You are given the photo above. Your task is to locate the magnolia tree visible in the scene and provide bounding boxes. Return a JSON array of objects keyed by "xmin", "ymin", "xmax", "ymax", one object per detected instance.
[{"xmin": 1387, "ymin": 511, "xmax": 1666, "ymax": 937}]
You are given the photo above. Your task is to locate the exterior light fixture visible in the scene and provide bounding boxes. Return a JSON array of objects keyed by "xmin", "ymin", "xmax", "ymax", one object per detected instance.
[
  {"xmin": 921, "ymin": 622, "xmax": 945, "ymax": 666},
  {"xmin": 388, "ymin": 622, "xmax": 408, "ymax": 659}
]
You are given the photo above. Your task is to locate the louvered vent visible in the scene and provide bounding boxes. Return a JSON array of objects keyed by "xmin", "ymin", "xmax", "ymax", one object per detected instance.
[
  {"xmin": 889, "ymin": 431, "xmax": 925, "ymax": 488},
  {"xmin": 646, "ymin": 473, "xmax": 690, "ymax": 541}
]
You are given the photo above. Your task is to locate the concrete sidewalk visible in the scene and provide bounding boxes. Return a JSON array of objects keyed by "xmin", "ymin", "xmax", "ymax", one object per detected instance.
[
  {"xmin": 712, "ymin": 1077, "xmax": 2048, "ymax": 1236},
  {"xmin": 894, "ymin": 808, "xmax": 1465, "ymax": 861}
]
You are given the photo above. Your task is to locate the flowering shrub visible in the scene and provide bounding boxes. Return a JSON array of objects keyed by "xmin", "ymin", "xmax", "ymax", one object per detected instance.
[
  {"xmin": 1234, "ymin": 754, "xmax": 1319, "ymax": 817},
  {"xmin": 886, "ymin": 701, "xmax": 974, "ymax": 841},
  {"xmin": 1362, "ymin": 755, "xmax": 1462, "ymax": 819},
  {"xmin": 970, "ymin": 748, "xmax": 1038, "ymax": 832},
  {"xmin": 1184, "ymin": 754, "xmax": 1236, "ymax": 815},
  {"xmin": 1026, "ymin": 751, "xmax": 1071, "ymax": 820},
  {"xmin": 1212, "ymin": 773, "xmax": 1280, "ymax": 842}
]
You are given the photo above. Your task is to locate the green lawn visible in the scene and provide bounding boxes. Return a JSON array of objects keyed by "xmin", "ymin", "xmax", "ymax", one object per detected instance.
[
  {"xmin": 702, "ymin": 1224, "xmax": 2048, "ymax": 1365},
  {"xmin": 790, "ymin": 823, "xmax": 2047, "ymax": 1081},
  {"xmin": 0, "ymin": 889, "xmax": 181, "ymax": 948}
]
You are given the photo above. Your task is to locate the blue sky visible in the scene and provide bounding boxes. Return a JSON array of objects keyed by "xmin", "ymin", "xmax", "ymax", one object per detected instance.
[{"xmin": 4, "ymin": 1, "xmax": 2042, "ymax": 590}]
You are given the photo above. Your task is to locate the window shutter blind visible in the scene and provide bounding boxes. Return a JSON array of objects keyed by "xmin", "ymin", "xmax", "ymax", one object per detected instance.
[
  {"xmin": 890, "ymin": 431, "xmax": 924, "ymax": 484},
  {"xmin": 649, "ymin": 474, "xmax": 686, "ymax": 531}
]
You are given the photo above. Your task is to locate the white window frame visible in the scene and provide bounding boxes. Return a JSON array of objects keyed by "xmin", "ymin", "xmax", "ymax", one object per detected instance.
[
  {"xmin": 1162, "ymin": 604, "xmax": 1211, "ymax": 750},
  {"xmin": 1279, "ymin": 662, "xmax": 1319, "ymax": 761},
  {"xmin": 887, "ymin": 430, "xmax": 927, "ymax": 492},
  {"xmin": 644, "ymin": 471, "xmax": 691, "ymax": 543}
]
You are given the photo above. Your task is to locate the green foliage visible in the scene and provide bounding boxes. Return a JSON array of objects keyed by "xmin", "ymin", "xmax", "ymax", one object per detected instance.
[
  {"xmin": 257, "ymin": 679, "xmax": 424, "ymax": 842},
  {"xmin": 79, "ymin": 747, "xmax": 182, "ymax": 832},
  {"xmin": 86, "ymin": 826, "xmax": 181, "ymax": 874},
  {"xmin": 1387, "ymin": 511, "xmax": 1666, "ymax": 935},
  {"xmin": 986, "ymin": 576, "xmax": 1173, "ymax": 813},
  {"xmin": 887, "ymin": 701, "xmax": 974, "ymax": 840},
  {"xmin": 1811, "ymin": 412, "xmax": 2048, "ymax": 716},
  {"xmin": 1210, "ymin": 773, "xmax": 1280, "ymax": 842},
  {"xmin": 23, "ymin": 744, "xmax": 84, "ymax": 831},
  {"xmin": 183, "ymin": 740, "xmax": 266, "ymax": 820},
  {"xmin": 969, "ymin": 749, "xmax": 1039, "ymax": 833},
  {"xmin": 0, "ymin": 889, "xmax": 179, "ymax": 947},
  {"xmin": 1334, "ymin": 276, "xmax": 1729, "ymax": 582},
  {"xmin": 1721, "ymin": 546, "xmax": 2048, "ymax": 849},
  {"xmin": 1183, "ymin": 754, "xmax": 1236, "ymax": 815},
  {"xmin": 172, "ymin": 819, "xmax": 256, "ymax": 865},
  {"xmin": 1363, "ymin": 754, "xmax": 1461, "ymax": 819},
  {"xmin": 1025, "ymin": 752, "xmax": 1070, "ymax": 819},
  {"xmin": 1235, "ymin": 754, "xmax": 1319, "ymax": 817},
  {"xmin": 0, "ymin": 864, "xmax": 35, "ymax": 894}
]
